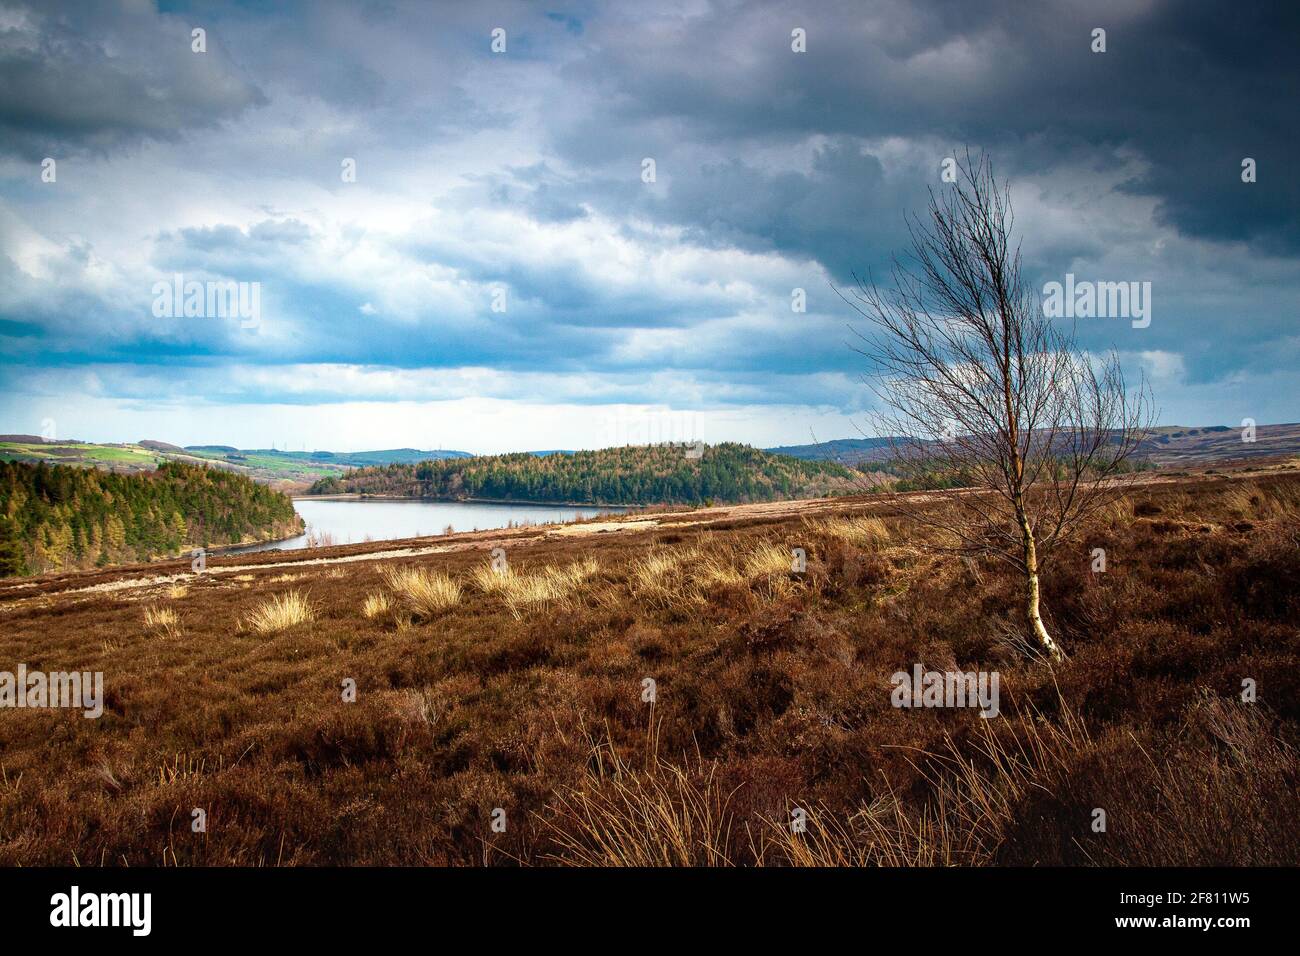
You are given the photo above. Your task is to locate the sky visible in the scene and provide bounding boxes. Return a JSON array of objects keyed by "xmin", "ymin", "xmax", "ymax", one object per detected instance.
[{"xmin": 0, "ymin": 0, "xmax": 1296, "ymax": 454}]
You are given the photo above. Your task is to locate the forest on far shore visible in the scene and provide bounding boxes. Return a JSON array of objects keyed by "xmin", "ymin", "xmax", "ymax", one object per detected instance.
[
  {"xmin": 308, "ymin": 442, "xmax": 859, "ymax": 505},
  {"xmin": 0, "ymin": 460, "xmax": 302, "ymax": 576}
]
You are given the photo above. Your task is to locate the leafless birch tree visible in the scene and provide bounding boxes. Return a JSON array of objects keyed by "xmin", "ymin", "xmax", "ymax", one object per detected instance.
[{"xmin": 840, "ymin": 152, "xmax": 1154, "ymax": 661}]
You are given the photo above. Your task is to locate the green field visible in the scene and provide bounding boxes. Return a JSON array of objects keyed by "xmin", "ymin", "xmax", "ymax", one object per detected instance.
[{"xmin": 0, "ymin": 441, "xmax": 163, "ymax": 469}]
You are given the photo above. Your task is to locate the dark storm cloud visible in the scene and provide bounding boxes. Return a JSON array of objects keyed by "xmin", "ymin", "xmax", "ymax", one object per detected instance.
[
  {"xmin": 0, "ymin": 0, "xmax": 266, "ymax": 159},
  {"xmin": 548, "ymin": 0, "xmax": 1300, "ymax": 262}
]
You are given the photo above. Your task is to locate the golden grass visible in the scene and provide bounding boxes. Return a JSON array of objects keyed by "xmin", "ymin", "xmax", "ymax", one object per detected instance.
[
  {"xmin": 143, "ymin": 604, "xmax": 179, "ymax": 638},
  {"xmin": 244, "ymin": 590, "xmax": 315, "ymax": 635},
  {"xmin": 760, "ymin": 697, "xmax": 1091, "ymax": 867},
  {"xmin": 361, "ymin": 591, "xmax": 391, "ymax": 619},
  {"xmin": 543, "ymin": 557, "xmax": 601, "ymax": 593},
  {"xmin": 817, "ymin": 514, "xmax": 890, "ymax": 549},
  {"xmin": 380, "ymin": 566, "xmax": 461, "ymax": 618},
  {"xmin": 630, "ymin": 548, "xmax": 703, "ymax": 608},
  {"xmin": 167, "ymin": 584, "xmax": 188, "ymax": 600},
  {"xmin": 473, "ymin": 558, "xmax": 600, "ymax": 618},
  {"xmin": 1220, "ymin": 483, "xmax": 1277, "ymax": 519},
  {"xmin": 157, "ymin": 752, "xmax": 207, "ymax": 786},
  {"xmin": 630, "ymin": 550, "xmax": 685, "ymax": 588},
  {"xmin": 742, "ymin": 541, "xmax": 794, "ymax": 577},
  {"xmin": 740, "ymin": 542, "xmax": 799, "ymax": 599},
  {"xmin": 471, "ymin": 563, "xmax": 516, "ymax": 595},
  {"xmin": 631, "ymin": 540, "xmax": 802, "ymax": 606}
]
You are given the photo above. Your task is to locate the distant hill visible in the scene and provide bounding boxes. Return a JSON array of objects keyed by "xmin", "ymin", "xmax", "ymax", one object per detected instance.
[
  {"xmin": 308, "ymin": 442, "xmax": 858, "ymax": 505},
  {"xmin": 765, "ymin": 437, "xmax": 898, "ymax": 464},
  {"xmin": 769, "ymin": 424, "xmax": 1300, "ymax": 469},
  {"xmin": 185, "ymin": 446, "xmax": 473, "ymax": 469},
  {"xmin": 1137, "ymin": 424, "xmax": 1300, "ymax": 465}
]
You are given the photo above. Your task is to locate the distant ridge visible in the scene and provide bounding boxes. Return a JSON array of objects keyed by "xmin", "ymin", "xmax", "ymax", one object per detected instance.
[
  {"xmin": 765, "ymin": 437, "xmax": 898, "ymax": 464},
  {"xmin": 767, "ymin": 423, "xmax": 1300, "ymax": 467},
  {"xmin": 185, "ymin": 446, "xmax": 475, "ymax": 466}
]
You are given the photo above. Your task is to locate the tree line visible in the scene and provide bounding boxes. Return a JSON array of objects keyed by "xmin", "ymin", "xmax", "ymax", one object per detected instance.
[
  {"xmin": 308, "ymin": 443, "xmax": 857, "ymax": 505},
  {"xmin": 0, "ymin": 460, "xmax": 302, "ymax": 576}
]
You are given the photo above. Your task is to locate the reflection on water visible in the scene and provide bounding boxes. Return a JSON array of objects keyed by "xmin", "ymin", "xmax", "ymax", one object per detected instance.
[{"xmin": 224, "ymin": 498, "xmax": 626, "ymax": 554}]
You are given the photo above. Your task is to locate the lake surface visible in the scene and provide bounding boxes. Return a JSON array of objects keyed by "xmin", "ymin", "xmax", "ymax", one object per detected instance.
[{"xmin": 224, "ymin": 498, "xmax": 627, "ymax": 554}]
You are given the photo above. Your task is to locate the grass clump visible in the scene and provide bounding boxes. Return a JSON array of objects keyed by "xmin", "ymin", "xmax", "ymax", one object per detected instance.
[
  {"xmin": 361, "ymin": 591, "xmax": 391, "ymax": 619},
  {"xmin": 473, "ymin": 557, "xmax": 599, "ymax": 618},
  {"xmin": 818, "ymin": 514, "xmax": 890, "ymax": 549},
  {"xmin": 381, "ymin": 566, "xmax": 461, "ymax": 618},
  {"xmin": 244, "ymin": 590, "xmax": 315, "ymax": 634},
  {"xmin": 542, "ymin": 739, "xmax": 736, "ymax": 866},
  {"xmin": 143, "ymin": 605, "xmax": 179, "ymax": 638}
]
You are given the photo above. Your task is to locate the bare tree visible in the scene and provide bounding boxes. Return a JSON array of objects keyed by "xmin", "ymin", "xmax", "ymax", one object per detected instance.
[{"xmin": 839, "ymin": 151, "xmax": 1154, "ymax": 662}]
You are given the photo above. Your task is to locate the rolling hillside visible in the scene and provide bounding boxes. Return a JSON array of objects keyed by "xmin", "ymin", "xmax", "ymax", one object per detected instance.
[{"xmin": 768, "ymin": 423, "xmax": 1300, "ymax": 467}]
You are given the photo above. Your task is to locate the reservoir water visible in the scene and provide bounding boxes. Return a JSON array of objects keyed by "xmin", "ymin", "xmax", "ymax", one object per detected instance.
[{"xmin": 225, "ymin": 497, "xmax": 627, "ymax": 554}]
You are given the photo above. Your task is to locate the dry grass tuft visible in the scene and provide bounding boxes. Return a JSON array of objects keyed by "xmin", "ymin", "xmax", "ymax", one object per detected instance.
[
  {"xmin": 471, "ymin": 562, "xmax": 514, "ymax": 595},
  {"xmin": 143, "ymin": 604, "xmax": 179, "ymax": 638},
  {"xmin": 631, "ymin": 548, "xmax": 704, "ymax": 608},
  {"xmin": 1220, "ymin": 482, "xmax": 1277, "ymax": 519},
  {"xmin": 818, "ymin": 514, "xmax": 890, "ymax": 549},
  {"xmin": 361, "ymin": 591, "xmax": 391, "ymax": 619},
  {"xmin": 542, "ymin": 739, "xmax": 736, "ymax": 866},
  {"xmin": 631, "ymin": 540, "xmax": 803, "ymax": 606},
  {"xmin": 244, "ymin": 590, "xmax": 315, "ymax": 634},
  {"xmin": 472, "ymin": 558, "xmax": 599, "ymax": 618},
  {"xmin": 742, "ymin": 541, "xmax": 795, "ymax": 577},
  {"xmin": 381, "ymin": 566, "xmax": 461, "ymax": 618}
]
